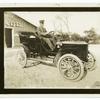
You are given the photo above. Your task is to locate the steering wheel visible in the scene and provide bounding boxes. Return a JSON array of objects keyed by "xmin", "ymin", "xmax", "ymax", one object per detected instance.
[{"xmin": 48, "ymin": 31, "xmax": 55, "ymax": 36}]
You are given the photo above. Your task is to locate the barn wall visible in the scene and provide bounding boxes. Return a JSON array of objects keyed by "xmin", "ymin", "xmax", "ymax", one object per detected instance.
[{"xmin": 4, "ymin": 12, "xmax": 37, "ymax": 47}]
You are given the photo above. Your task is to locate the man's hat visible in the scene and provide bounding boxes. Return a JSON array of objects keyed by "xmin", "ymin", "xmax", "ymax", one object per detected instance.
[{"xmin": 39, "ymin": 20, "xmax": 44, "ymax": 24}]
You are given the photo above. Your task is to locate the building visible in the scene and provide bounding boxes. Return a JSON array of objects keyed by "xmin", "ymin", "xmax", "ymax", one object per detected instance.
[{"xmin": 4, "ymin": 12, "xmax": 37, "ymax": 48}]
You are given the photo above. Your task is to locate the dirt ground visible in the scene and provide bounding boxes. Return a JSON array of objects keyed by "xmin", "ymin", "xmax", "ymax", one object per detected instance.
[{"xmin": 4, "ymin": 44, "xmax": 100, "ymax": 89}]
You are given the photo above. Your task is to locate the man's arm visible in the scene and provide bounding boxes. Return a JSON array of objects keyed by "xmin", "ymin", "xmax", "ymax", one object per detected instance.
[
  {"xmin": 37, "ymin": 27, "xmax": 51, "ymax": 38},
  {"xmin": 37, "ymin": 27, "xmax": 47, "ymax": 36}
]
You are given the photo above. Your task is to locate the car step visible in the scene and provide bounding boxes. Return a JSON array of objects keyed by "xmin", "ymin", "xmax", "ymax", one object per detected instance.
[{"xmin": 28, "ymin": 58, "xmax": 54, "ymax": 66}]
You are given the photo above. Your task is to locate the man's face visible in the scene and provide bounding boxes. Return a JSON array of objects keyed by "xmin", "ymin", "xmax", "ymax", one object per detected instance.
[{"xmin": 40, "ymin": 22, "xmax": 44, "ymax": 27}]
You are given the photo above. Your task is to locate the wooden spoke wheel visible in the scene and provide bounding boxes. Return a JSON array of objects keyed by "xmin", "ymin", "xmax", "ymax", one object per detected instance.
[
  {"xmin": 86, "ymin": 52, "xmax": 96, "ymax": 71},
  {"xmin": 57, "ymin": 54, "xmax": 85, "ymax": 81},
  {"xmin": 16, "ymin": 49, "xmax": 27, "ymax": 68}
]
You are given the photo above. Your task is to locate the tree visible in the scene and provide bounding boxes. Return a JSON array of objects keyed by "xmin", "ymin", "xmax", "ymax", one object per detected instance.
[
  {"xmin": 71, "ymin": 33, "xmax": 81, "ymax": 41},
  {"xmin": 84, "ymin": 28, "xmax": 97, "ymax": 43}
]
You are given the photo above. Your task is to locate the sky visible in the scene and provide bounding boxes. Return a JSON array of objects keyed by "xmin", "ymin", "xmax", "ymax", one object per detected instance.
[{"xmin": 13, "ymin": 12, "xmax": 100, "ymax": 36}]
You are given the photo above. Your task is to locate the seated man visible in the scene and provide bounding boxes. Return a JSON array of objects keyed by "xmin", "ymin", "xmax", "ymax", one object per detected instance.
[{"xmin": 36, "ymin": 20, "xmax": 55, "ymax": 51}]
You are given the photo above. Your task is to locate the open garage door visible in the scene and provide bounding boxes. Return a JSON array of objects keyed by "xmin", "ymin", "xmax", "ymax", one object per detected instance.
[{"xmin": 5, "ymin": 28, "xmax": 12, "ymax": 48}]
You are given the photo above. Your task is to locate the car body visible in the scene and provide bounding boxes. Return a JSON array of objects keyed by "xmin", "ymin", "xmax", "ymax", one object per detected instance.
[{"xmin": 8, "ymin": 31, "xmax": 96, "ymax": 81}]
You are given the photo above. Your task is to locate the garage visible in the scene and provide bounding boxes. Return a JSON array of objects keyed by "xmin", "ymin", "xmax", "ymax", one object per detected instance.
[{"xmin": 4, "ymin": 12, "xmax": 37, "ymax": 48}]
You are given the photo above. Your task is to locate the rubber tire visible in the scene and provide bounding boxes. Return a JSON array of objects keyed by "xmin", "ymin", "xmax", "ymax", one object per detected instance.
[
  {"xmin": 15, "ymin": 49, "xmax": 27, "ymax": 68},
  {"xmin": 57, "ymin": 54, "xmax": 85, "ymax": 81},
  {"xmin": 86, "ymin": 51, "xmax": 96, "ymax": 71}
]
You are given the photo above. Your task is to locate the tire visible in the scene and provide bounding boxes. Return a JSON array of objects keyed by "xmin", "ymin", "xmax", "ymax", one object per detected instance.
[
  {"xmin": 57, "ymin": 54, "xmax": 85, "ymax": 81},
  {"xmin": 85, "ymin": 51, "xmax": 96, "ymax": 71},
  {"xmin": 22, "ymin": 45, "xmax": 30, "ymax": 57},
  {"xmin": 15, "ymin": 49, "xmax": 27, "ymax": 68}
]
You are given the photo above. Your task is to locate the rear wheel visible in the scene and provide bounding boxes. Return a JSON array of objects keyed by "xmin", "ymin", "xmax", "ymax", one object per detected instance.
[
  {"xmin": 15, "ymin": 49, "xmax": 27, "ymax": 68},
  {"xmin": 57, "ymin": 54, "xmax": 85, "ymax": 81}
]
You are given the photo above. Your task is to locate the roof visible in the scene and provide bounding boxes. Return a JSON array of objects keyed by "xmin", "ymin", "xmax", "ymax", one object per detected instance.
[{"xmin": 11, "ymin": 12, "xmax": 37, "ymax": 28}]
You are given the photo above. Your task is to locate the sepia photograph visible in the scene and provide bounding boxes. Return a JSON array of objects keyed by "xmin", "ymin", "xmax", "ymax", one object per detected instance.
[{"xmin": 4, "ymin": 10, "xmax": 100, "ymax": 89}]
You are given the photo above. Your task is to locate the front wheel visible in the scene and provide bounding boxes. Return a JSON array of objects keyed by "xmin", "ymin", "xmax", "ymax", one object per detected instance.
[
  {"xmin": 57, "ymin": 54, "xmax": 85, "ymax": 81},
  {"xmin": 85, "ymin": 51, "xmax": 96, "ymax": 71}
]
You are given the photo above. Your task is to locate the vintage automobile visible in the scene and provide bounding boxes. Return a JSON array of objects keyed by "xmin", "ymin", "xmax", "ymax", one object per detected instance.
[{"xmin": 16, "ymin": 31, "xmax": 96, "ymax": 81}]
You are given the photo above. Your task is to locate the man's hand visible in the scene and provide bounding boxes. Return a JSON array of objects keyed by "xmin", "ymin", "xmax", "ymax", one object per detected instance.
[{"xmin": 41, "ymin": 32, "xmax": 52, "ymax": 38}]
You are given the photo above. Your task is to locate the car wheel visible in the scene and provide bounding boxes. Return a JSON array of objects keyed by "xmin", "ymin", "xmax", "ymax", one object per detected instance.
[
  {"xmin": 57, "ymin": 54, "xmax": 85, "ymax": 81},
  {"xmin": 15, "ymin": 49, "xmax": 27, "ymax": 68},
  {"xmin": 22, "ymin": 45, "xmax": 30, "ymax": 57},
  {"xmin": 86, "ymin": 51, "xmax": 96, "ymax": 71}
]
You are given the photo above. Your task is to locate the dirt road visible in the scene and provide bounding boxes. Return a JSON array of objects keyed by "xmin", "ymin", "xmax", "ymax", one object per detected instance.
[{"xmin": 4, "ymin": 44, "xmax": 100, "ymax": 88}]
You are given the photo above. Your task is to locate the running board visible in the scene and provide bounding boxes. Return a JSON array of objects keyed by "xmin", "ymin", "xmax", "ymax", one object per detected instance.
[{"xmin": 28, "ymin": 58, "xmax": 54, "ymax": 66}]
